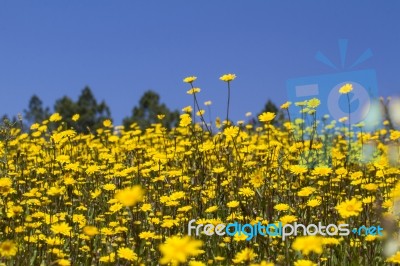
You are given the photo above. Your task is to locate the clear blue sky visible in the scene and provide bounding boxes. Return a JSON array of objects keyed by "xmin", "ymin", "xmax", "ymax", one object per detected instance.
[{"xmin": 1, "ymin": 1, "xmax": 399, "ymax": 125}]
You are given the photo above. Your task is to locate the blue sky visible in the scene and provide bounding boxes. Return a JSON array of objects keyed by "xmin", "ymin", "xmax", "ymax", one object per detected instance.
[{"xmin": 1, "ymin": 1, "xmax": 399, "ymax": 125}]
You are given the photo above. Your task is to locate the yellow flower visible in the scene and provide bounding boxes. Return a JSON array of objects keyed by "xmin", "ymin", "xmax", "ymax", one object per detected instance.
[
  {"xmin": 179, "ymin": 113, "xmax": 192, "ymax": 127},
  {"xmin": 99, "ymin": 252, "xmax": 116, "ymax": 263},
  {"xmin": 307, "ymin": 199, "xmax": 321, "ymax": 207},
  {"xmin": 232, "ymin": 248, "xmax": 257, "ymax": 264},
  {"xmin": 103, "ymin": 183, "xmax": 116, "ymax": 191},
  {"xmin": 205, "ymin": 206, "xmax": 218, "ymax": 213},
  {"xmin": 139, "ymin": 231, "xmax": 155, "ymax": 240},
  {"xmin": 335, "ymin": 198, "xmax": 363, "ymax": 218},
  {"xmin": 290, "ymin": 165, "xmax": 308, "ymax": 175},
  {"xmin": 390, "ymin": 130, "xmax": 400, "ymax": 141},
  {"xmin": 57, "ymin": 259, "xmax": 71, "ymax": 266},
  {"xmin": 339, "ymin": 83, "xmax": 353, "ymax": 94},
  {"xmin": 223, "ymin": 126, "xmax": 239, "ymax": 139},
  {"xmin": 0, "ymin": 177, "xmax": 13, "ymax": 196},
  {"xmin": 103, "ymin": 119, "xmax": 112, "ymax": 127},
  {"xmin": 294, "ymin": 259, "xmax": 317, "ymax": 266},
  {"xmin": 117, "ymin": 247, "xmax": 138, "ymax": 261},
  {"xmin": 292, "ymin": 236, "xmax": 323, "ymax": 255},
  {"xmin": 187, "ymin": 88, "xmax": 201, "ymax": 95},
  {"xmin": 72, "ymin": 114, "xmax": 80, "ymax": 121},
  {"xmin": 274, "ymin": 203, "xmax": 290, "ymax": 211},
  {"xmin": 280, "ymin": 215, "xmax": 297, "ymax": 225},
  {"xmin": 183, "ymin": 76, "xmax": 197, "ymax": 83},
  {"xmin": 280, "ymin": 101, "xmax": 291, "ymax": 109},
  {"xmin": 387, "ymin": 251, "xmax": 400, "ymax": 263},
  {"xmin": 83, "ymin": 226, "xmax": 99, "ymax": 237},
  {"xmin": 159, "ymin": 236, "xmax": 203, "ymax": 265},
  {"xmin": 49, "ymin": 113, "xmax": 62, "ymax": 122},
  {"xmin": 227, "ymin": 200, "xmax": 240, "ymax": 208},
  {"xmin": 307, "ymin": 98, "xmax": 320, "ymax": 108},
  {"xmin": 219, "ymin": 73, "xmax": 236, "ymax": 82},
  {"xmin": 258, "ymin": 112, "xmax": 276, "ymax": 123},
  {"xmin": 51, "ymin": 222, "xmax": 72, "ymax": 236},
  {"xmin": 0, "ymin": 240, "xmax": 17, "ymax": 257},
  {"xmin": 114, "ymin": 185, "xmax": 145, "ymax": 207}
]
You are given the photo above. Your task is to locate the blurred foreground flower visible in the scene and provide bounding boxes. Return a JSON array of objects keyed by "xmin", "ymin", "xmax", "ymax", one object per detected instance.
[
  {"xmin": 159, "ymin": 236, "xmax": 203, "ymax": 265},
  {"xmin": 114, "ymin": 185, "xmax": 144, "ymax": 207}
]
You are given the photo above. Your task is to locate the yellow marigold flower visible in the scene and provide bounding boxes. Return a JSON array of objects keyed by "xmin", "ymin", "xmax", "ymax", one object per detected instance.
[
  {"xmin": 117, "ymin": 247, "xmax": 137, "ymax": 261},
  {"xmin": 280, "ymin": 215, "xmax": 297, "ymax": 225},
  {"xmin": 292, "ymin": 236, "xmax": 323, "ymax": 255},
  {"xmin": 99, "ymin": 252, "xmax": 116, "ymax": 263},
  {"xmin": 114, "ymin": 185, "xmax": 144, "ymax": 207},
  {"xmin": 57, "ymin": 259, "xmax": 70, "ymax": 266},
  {"xmin": 339, "ymin": 83, "xmax": 353, "ymax": 94},
  {"xmin": 238, "ymin": 187, "xmax": 255, "ymax": 197},
  {"xmin": 140, "ymin": 203, "xmax": 152, "ymax": 212},
  {"xmin": 179, "ymin": 113, "xmax": 192, "ymax": 127},
  {"xmin": 365, "ymin": 235, "xmax": 378, "ymax": 242},
  {"xmin": 390, "ymin": 130, "xmax": 400, "ymax": 141},
  {"xmin": 294, "ymin": 259, "xmax": 317, "ymax": 266},
  {"xmin": 157, "ymin": 114, "xmax": 165, "ymax": 120},
  {"xmin": 30, "ymin": 123, "xmax": 40, "ymax": 130},
  {"xmin": 322, "ymin": 237, "xmax": 340, "ymax": 245},
  {"xmin": 159, "ymin": 236, "xmax": 203, "ymax": 265},
  {"xmin": 312, "ymin": 166, "xmax": 332, "ymax": 177},
  {"xmin": 290, "ymin": 165, "xmax": 308, "ymax": 175},
  {"xmin": 183, "ymin": 76, "xmax": 197, "ymax": 83},
  {"xmin": 72, "ymin": 114, "xmax": 80, "ymax": 121},
  {"xmin": 274, "ymin": 203, "xmax": 290, "ymax": 211},
  {"xmin": 219, "ymin": 73, "xmax": 236, "ymax": 82},
  {"xmin": 103, "ymin": 183, "xmax": 116, "ymax": 191},
  {"xmin": 250, "ymin": 261, "xmax": 274, "ymax": 266},
  {"xmin": 51, "ymin": 222, "xmax": 72, "ymax": 236},
  {"xmin": 103, "ymin": 119, "xmax": 112, "ymax": 127},
  {"xmin": 139, "ymin": 231, "xmax": 155, "ymax": 240},
  {"xmin": 307, "ymin": 199, "xmax": 321, "ymax": 207},
  {"xmin": 0, "ymin": 240, "xmax": 17, "ymax": 257},
  {"xmin": 49, "ymin": 113, "xmax": 62, "ymax": 122},
  {"xmin": 387, "ymin": 251, "xmax": 400, "ymax": 263},
  {"xmin": 205, "ymin": 206, "xmax": 218, "ymax": 213},
  {"xmin": 196, "ymin": 110, "xmax": 205, "ymax": 116},
  {"xmin": 189, "ymin": 261, "xmax": 206, "ymax": 266},
  {"xmin": 187, "ymin": 88, "xmax": 201, "ymax": 95},
  {"xmin": 182, "ymin": 105, "xmax": 193, "ymax": 113},
  {"xmin": 335, "ymin": 198, "xmax": 363, "ymax": 218},
  {"xmin": 227, "ymin": 200, "xmax": 240, "ymax": 208},
  {"xmin": 223, "ymin": 126, "xmax": 239, "ymax": 139},
  {"xmin": 307, "ymin": 98, "xmax": 321, "ymax": 108},
  {"xmin": 258, "ymin": 112, "xmax": 276, "ymax": 123},
  {"xmin": 83, "ymin": 226, "xmax": 98, "ymax": 237},
  {"xmin": 232, "ymin": 248, "xmax": 257, "ymax": 264},
  {"xmin": 0, "ymin": 177, "xmax": 13, "ymax": 196},
  {"xmin": 280, "ymin": 101, "xmax": 291, "ymax": 109}
]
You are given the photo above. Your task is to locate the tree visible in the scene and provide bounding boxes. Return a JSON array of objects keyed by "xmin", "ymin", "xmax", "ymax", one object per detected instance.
[
  {"xmin": 54, "ymin": 86, "xmax": 111, "ymax": 132},
  {"xmin": 123, "ymin": 90, "xmax": 179, "ymax": 130},
  {"xmin": 23, "ymin": 95, "xmax": 50, "ymax": 124}
]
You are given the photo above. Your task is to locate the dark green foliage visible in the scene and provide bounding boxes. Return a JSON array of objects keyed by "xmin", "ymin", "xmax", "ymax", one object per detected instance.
[
  {"xmin": 23, "ymin": 95, "xmax": 50, "ymax": 124},
  {"xmin": 123, "ymin": 90, "xmax": 179, "ymax": 130},
  {"xmin": 54, "ymin": 86, "xmax": 111, "ymax": 132}
]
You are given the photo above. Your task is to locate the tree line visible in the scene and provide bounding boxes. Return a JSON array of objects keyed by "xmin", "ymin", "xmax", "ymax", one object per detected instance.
[{"xmin": 2, "ymin": 86, "xmax": 284, "ymax": 133}]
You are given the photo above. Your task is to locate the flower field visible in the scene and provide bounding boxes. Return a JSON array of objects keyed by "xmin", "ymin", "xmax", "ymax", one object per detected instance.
[{"xmin": 0, "ymin": 76, "xmax": 400, "ymax": 266}]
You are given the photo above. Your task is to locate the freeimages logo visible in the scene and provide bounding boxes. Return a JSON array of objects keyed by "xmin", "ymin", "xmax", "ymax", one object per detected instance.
[
  {"xmin": 287, "ymin": 39, "xmax": 378, "ymax": 124},
  {"xmin": 188, "ymin": 219, "xmax": 383, "ymax": 241}
]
